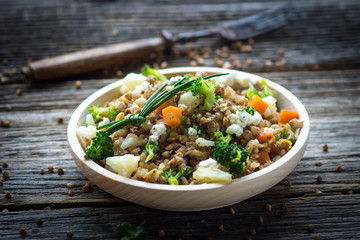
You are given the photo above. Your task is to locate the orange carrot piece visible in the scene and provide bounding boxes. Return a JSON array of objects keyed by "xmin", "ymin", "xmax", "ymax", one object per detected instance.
[
  {"xmin": 258, "ymin": 151, "xmax": 270, "ymax": 165},
  {"xmin": 156, "ymin": 101, "xmax": 171, "ymax": 116},
  {"xmin": 257, "ymin": 127, "xmax": 276, "ymax": 144},
  {"xmin": 162, "ymin": 106, "xmax": 182, "ymax": 127},
  {"xmin": 248, "ymin": 95, "xmax": 268, "ymax": 115},
  {"xmin": 278, "ymin": 109, "xmax": 299, "ymax": 125}
]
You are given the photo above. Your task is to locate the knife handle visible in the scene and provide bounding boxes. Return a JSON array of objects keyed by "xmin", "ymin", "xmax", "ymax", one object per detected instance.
[{"xmin": 22, "ymin": 37, "xmax": 167, "ymax": 81}]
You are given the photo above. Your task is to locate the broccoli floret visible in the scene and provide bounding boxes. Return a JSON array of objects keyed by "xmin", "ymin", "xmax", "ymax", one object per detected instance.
[
  {"xmin": 84, "ymin": 131, "xmax": 114, "ymax": 162},
  {"xmin": 160, "ymin": 166, "xmax": 192, "ymax": 185},
  {"xmin": 143, "ymin": 141, "xmax": 159, "ymax": 163},
  {"xmin": 213, "ymin": 130, "xmax": 249, "ymax": 177},
  {"xmin": 227, "ymin": 147, "xmax": 250, "ymax": 177},
  {"xmin": 88, "ymin": 105, "xmax": 119, "ymax": 123},
  {"xmin": 142, "ymin": 65, "xmax": 167, "ymax": 82},
  {"xmin": 84, "ymin": 114, "xmax": 146, "ymax": 162},
  {"xmin": 213, "ymin": 130, "xmax": 234, "ymax": 166},
  {"xmin": 260, "ymin": 79, "xmax": 275, "ymax": 98},
  {"xmin": 213, "ymin": 142, "xmax": 249, "ymax": 177},
  {"xmin": 191, "ymin": 77, "xmax": 216, "ymax": 111},
  {"xmin": 108, "ymin": 106, "xmax": 120, "ymax": 119},
  {"xmin": 214, "ymin": 130, "xmax": 232, "ymax": 144},
  {"xmin": 213, "ymin": 142, "xmax": 237, "ymax": 166},
  {"xmin": 88, "ymin": 105, "xmax": 103, "ymax": 122}
]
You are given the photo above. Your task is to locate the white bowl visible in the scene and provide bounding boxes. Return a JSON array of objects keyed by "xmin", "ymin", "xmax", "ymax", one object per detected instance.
[{"xmin": 67, "ymin": 67, "xmax": 310, "ymax": 211}]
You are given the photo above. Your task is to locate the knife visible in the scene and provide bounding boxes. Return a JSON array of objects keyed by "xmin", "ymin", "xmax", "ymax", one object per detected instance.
[{"xmin": 22, "ymin": 3, "xmax": 296, "ymax": 82}]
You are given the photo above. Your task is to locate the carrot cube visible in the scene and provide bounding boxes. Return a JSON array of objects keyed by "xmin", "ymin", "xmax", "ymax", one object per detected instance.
[
  {"xmin": 248, "ymin": 95, "xmax": 268, "ymax": 115},
  {"xmin": 278, "ymin": 109, "xmax": 299, "ymax": 125}
]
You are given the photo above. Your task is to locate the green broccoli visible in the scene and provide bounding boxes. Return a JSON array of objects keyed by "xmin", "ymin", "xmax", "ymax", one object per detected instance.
[
  {"xmin": 114, "ymin": 221, "xmax": 147, "ymax": 240},
  {"xmin": 160, "ymin": 166, "xmax": 192, "ymax": 185},
  {"xmin": 108, "ymin": 107, "xmax": 120, "ymax": 119},
  {"xmin": 191, "ymin": 77, "xmax": 216, "ymax": 111},
  {"xmin": 84, "ymin": 131, "xmax": 114, "ymax": 162},
  {"xmin": 213, "ymin": 130, "xmax": 250, "ymax": 177},
  {"xmin": 227, "ymin": 146, "xmax": 250, "ymax": 177},
  {"xmin": 213, "ymin": 130, "xmax": 233, "ymax": 165},
  {"xmin": 260, "ymin": 79, "xmax": 275, "ymax": 98},
  {"xmin": 142, "ymin": 65, "xmax": 167, "ymax": 82},
  {"xmin": 84, "ymin": 114, "xmax": 146, "ymax": 162},
  {"xmin": 88, "ymin": 105, "xmax": 119, "ymax": 123},
  {"xmin": 143, "ymin": 141, "xmax": 159, "ymax": 163},
  {"xmin": 214, "ymin": 130, "xmax": 232, "ymax": 145}
]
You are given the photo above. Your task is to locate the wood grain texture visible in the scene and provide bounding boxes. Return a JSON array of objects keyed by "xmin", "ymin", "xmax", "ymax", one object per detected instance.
[
  {"xmin": 0, "ymin": 0, "xmax": 360, "ymax": 238},
  {"xmin": 0, "ymin": 195, "xmax": 360, "ymax": 239},
  {"xmin": 0, "ymin": 0, "xmax": 360, "ymax": 83}
]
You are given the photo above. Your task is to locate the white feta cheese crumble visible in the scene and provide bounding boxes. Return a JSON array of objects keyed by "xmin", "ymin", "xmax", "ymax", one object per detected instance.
[
  {"xmin": 193, "ymin": 158, "xmax": 232, "ymax": 184},
  {"xmin": 76, "ymin": 125, "xmax": 97, "ymax": 140},
  {"xmin": 149, "ymin": 122, "xmax": 167, "ymax": 143},
  {"xmin": 178, "ymin": 92, "xmax": 202, "ymax": 109},
  {"xmin": 121, "ymin": 133, "xmax": 142, "ymax": 150},
  {"xmin": 226, "ymin": 110, "xmax": 262, "ymax": 137},
  {"xmin": 195, "ymin": 137, "xmax": 215, "ymax": 147},
  {"xmin": 105, "ymin": 154, "xmax": 140, "ymax": 178},
  {"xmin": 188, "ymin": 127, "xmax": 197, "ymax": 136},
  {"xmin": 119, "ymin": 73, "xmax": 147, "ymax": 95}
]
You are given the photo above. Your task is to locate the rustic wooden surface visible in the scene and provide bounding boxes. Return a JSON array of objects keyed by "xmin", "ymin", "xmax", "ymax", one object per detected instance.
[{"xmin": 1, "ymin": 0, "xmax": 360, "ymax": 239}]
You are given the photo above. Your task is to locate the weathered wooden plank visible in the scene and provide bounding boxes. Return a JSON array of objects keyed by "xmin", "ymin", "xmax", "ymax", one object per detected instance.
[
  {"xmin": 0, "ymin": 195, "xmax": 359, "ymax": 239},
  {"xmin": 0, "ymin": 0, "xmax": 359, "ymax": 84},
  {"xmin": 1, "ymin": 70, "xmax": 359, "ymax": 110}
]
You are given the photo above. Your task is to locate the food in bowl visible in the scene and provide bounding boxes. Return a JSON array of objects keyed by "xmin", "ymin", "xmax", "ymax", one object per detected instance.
[{"xmin": 76, "ymin": 66, "xmax": 303, "ymax": 185}]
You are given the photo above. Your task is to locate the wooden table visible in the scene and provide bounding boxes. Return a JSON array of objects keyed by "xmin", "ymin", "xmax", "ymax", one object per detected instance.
[{"xmin": 1, "ymin": 0, "xmax": 359, "ymax": 239}]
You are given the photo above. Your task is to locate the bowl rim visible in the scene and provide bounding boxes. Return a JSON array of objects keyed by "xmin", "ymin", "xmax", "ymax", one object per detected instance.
[{"xmin": 67, "ymin": 66, "xmax": 310, "ymax": 191}]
